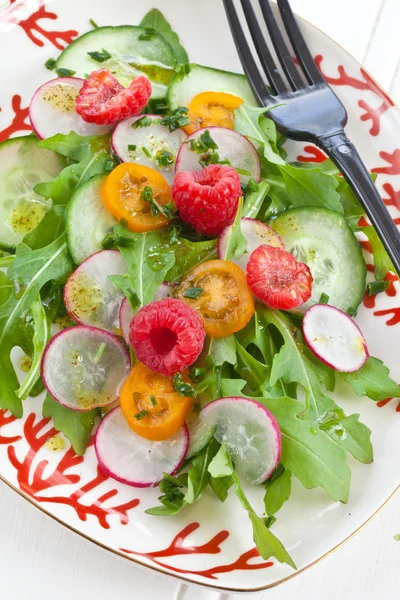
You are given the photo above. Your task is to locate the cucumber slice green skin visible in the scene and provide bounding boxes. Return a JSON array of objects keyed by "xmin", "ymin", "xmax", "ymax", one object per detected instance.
[
  {"xmin": 56, "ymin": 26, "xmax": 177, "ymax": 100},
  {"xmin": 0, "ymin": 136, "xmax": 65, "ymax": 251},
  {"xmin": 66, "ymin": 174, "xmax": 117, "ymax": 265},
  {"xmin": 271, "ymin": 207, "xmax": 367, "ymax": 314},
  {"xmin": 168, "ymin": 64, "xmax": 257, "ymax": 110}
]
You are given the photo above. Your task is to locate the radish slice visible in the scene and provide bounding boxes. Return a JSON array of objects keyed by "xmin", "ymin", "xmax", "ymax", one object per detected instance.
[
  {"xmin": 201, "ymin": 397, "xmax": 281, "ymax": 485},
  {"xmin": 175, "ymin": 127, "xmax": 261, "ymax": 184},
  {"xmin": 95, "ymin": 407, "xmax": 189, "ymax": 487},
  {"xmin": 29, "ymin": 78, "xmax": 113, "ymax": 139},
  {"xmin": 119, "ymin": 282, "xmax": 173, "ymax": 343},
  {"xmin": 64, "ymin": 250, "xmax": 127, "ymax": 335},
  {"xmin": 218, "ymin": 218, "xmax": 284, "ymax": 270},
  {"xmin": 303, "ymin": 304, "xmax": 369, "ymax": 372},
  {"xmin": 111, "ymin": 115, "xmax": 187, "ymax": 185},
  {"xmin": 42, "ymin": 326, "xmax": 131, "ymax": 411}
]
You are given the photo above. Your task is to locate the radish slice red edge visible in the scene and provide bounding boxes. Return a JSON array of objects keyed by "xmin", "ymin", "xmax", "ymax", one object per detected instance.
[
  {"xmin": 64, "ymin": 250, "xmax": 127, "ymax": 335},
  {"xmin": 303, "ymin": 304, "xmax": 369, "ymax": 372},
  {"xmin": 95, "ymin": 407, "xmax": 189, "ymax": 488},
  {"xmin": 41, "ymin": 326, "xmax": 131, "ymax": 411},
  {"xmin": 218, "ymin": 217, "xmax": 284, "ymax": 270},
  {"xmin": 29, "ymin": 78, "xmax": 113, "ymax": 139},
  {"xmin": 201, "ymin": 397, "xmax": 281, "ymax": 484},
  {"xmin": 175, "ymin": 126, "xmax": 261, "ymax": 184},
  {"xmin": 119, "ymin": 282, "xmax": 174, "ymax": 343}
]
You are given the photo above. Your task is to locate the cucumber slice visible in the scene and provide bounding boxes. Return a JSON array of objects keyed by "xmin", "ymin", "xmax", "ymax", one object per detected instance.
[
  {"xmin": 168, "ymin": 64, "xmax": 256, "ymax": 110},
  {"xmin": 0, "ymin": 136, "xmax": 65, "ymax": 250},
  {"xmin": 271, "ymin": 207, "xmax": 366, "ymax": 313},
  {"xmin": 56, "ymin": 26, "xmax": 176, "ymax": 100},
  {"xmin": 66, "ymin": 174, "xmax": 117, "ymax": 265}
]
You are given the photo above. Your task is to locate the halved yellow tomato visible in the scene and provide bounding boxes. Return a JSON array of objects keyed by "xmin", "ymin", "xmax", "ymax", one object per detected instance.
[
  {"xmin": 119, "ymin": 362, "xmax": 193, "ymax": 441},
  {"xmin": 185, "ymin": 91, "xmax": 244, "ymax": 134},
  {"xmin": 176, "ymin": 260, "xmax": 254, "ymax": 338},
  {"xmin": 102, "ymin": 163, "xmax": 172, "ymax": 232}
]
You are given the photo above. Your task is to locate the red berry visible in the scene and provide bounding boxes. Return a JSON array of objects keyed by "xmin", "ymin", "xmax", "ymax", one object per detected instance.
[
  {"xmin": 75, "ymin": 69, "xmax": 152, "ymax": 125},
  {"xmin": 129, "ymin": 298, "xmax": 205, "ymax": 376},
  {"xmin": 172, "ymin": 164, "xmax": 242, "ymax": 236},
  {"xmin": 246, "ymin": 245, "xmax": 313, "ymax": 310}
]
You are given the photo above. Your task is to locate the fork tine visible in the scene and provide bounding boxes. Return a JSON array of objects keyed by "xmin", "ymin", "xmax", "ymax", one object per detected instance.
[
  {"xmin": 277, "ymin": 0, "xmax": 324, "ymax": 85},
  {"xmin": 223, "ymin": 0, "xmax": 275, "ymax": 103},
  {"xmin": 258, "ymin": 0, "xmax": 304, "ymax": 90},
  {"xmin": 239, "ymin": 0, "xmax": 287, "ymax": 94}
]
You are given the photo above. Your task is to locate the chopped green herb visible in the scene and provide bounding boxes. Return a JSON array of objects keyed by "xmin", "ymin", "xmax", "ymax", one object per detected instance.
[
  {"xmin": 173, "ymin": 374, "xmax": 197, "ymax": 398},
  {"xmin": 150, "ymin": 394, "xmax": 158, "ymax": 407},
  {"xmin": 87, "ymin": 48, "xmax": 112, "ymax": 62},
  {"xmin": 132, "ymin": 116, "xmax": 153, "ymax": 129},
  {"xmin": 189, "ymin": 130, "xmax": 218, "ymax": 154},
  {"xmin": 156, "ymin": 149, "xmax": 175, "ymax": 167},
  {"xmin": 134, "ymin": 410, "xmax": 149, "ymax": 420},
  {"xmin": 367, "ymin": 280, "xmax": 390, "ymax": 296},
  {"xmin": 45, "ymin": 58, "xmax": 56, "ymax": 70},
  {"xmin": 89, "ymin": 18, "xmax": 99, "ymax": 29},
  {"xmin": 160, "ymin": 107, "xmax": 189, "ymax": 132},
  {"xmin": 139, "ymin": 28, "xmax": 157, "ymax": 41},
  {"xmin": 175, "ymin": 63, "xmax": 192, "ymax": 80},
  {"xmin": 140, "ymin": 186, "xmax": 154, "ymax": 204},
  {"xmin": 94, "ymin": 342, "xmax": 107, "ymax": 363},
  {"xmin": 140, "ymin": 186, "xmax": 173, "ymax": 219},
  {"xmin": 190, "ymin": 367, "xmax": 205, "ymax": 382},
  {"xmin": 347, "ymin": 307, "xmax": 357, "ymax": 317},
  {"xmin": 199, "ymin": 151, "xmax": 220, "ymax": 168},
  {"xmin": 56, "ymin": 68, "xmax": 76, "ymax": 77},
  {"xmin": 142, "ymin": 146, "xmax": 151, "ymax": 159},
  {"xmin": 128, "ymin": 144, "xmax": 137, "ymax": 152},
  {"xmin": 183, "ymin": 287, "xmax": 203, "ymax": 299},
  {"xmin": 319, "ymin": 292, "xmax": 330, "ymax": 304},
  {"xmin": 152, "ymin": 102, "xmax": 169, "ymax": 114},
  {"xmin": 160, "ymin": 202, "xmax": 176, "ymax": 219}
]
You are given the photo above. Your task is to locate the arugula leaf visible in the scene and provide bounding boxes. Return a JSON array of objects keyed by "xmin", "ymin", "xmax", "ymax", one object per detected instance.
[
  {"xmin": 0, "ymin": 272, "xmax": 13, "ymax": 305},
  {"xmin": 0, "ymin": 235, "xmax": 73, "ymax": 415},
  {"xmin": 140, "ymin": 9, "xmax": 188, "ymax": 63},
  {"xmin": 15, "ymin": 296, "xmax": 49, "ymax": 401},
  {"xmin": 165, "ymin": 236, "xmax": 217, "ymax": 282},
  {"xmin": 320, "ymin": 414, "xmax": 373, "ymax": 464},
  {"xmin": 235, "ymin": 339, "xmax": 268, "ymax": 390},
  {"xmin": 35, "ymin": 133, "xmax": 115, "ymax": 205},
  {"xmin": 23, "ymin": 205, "xmax": 66, "ymax": 250},
  {"xmin": 184, "ymin": 438, "xmax": 220, "ymax": 503},
  {"xmin": 208, "ymin": 336, "xmax": 237, "ymax": 367},
  {"xmin": 234, "ymin": 104, "xmax": 285, "ymax": 166},
  {"xmin": 264, "ymin": 466, "xmax": 292, "ymax": 516},
  {"xmin": 357, "ymin": 225, "xmax": 394, "ymax": 280},
  {"xmin": 209, "ymin": 473, "xmax": 234, "ymax": 501},
  {"xmin": 280, "ymin": 163, "xmax": 343, "ymax": 214},
  {"xmin": 42, "ymin": 394, "xmax": 98, "ymax": 455},
  {"xmin": 223, "ymin": 197, "xmax": 247, "ymax": 261},
  {"xmin": 112, "ymin": 225, "xmax": 175, "ymax": 306},
  {"xmin": 262, "ymin": 397, "xmax": 351, "ymax": 502},
  {"xmin": 341, "ymin": 356, "xmax": 400, "ymax": 401},
  {"xmin": 243, "ymin": 179, "xmax": 270, "ymax": 218},
  {"xmin": 208, "ymin": 445, "xmax": 296, "ymax": 569}
]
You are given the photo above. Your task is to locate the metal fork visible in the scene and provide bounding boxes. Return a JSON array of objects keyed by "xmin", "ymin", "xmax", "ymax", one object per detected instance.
[{"xmin": 223, "ymin": 0, "xmax": 400, "ymax": 275}]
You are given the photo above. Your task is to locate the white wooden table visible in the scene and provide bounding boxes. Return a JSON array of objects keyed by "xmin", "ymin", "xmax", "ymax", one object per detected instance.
[{"xmin": 1, "ymin": 0, "xmax": 400, "ymax": 598}]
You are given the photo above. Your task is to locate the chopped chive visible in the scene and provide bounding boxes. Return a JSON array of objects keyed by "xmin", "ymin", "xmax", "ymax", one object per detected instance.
[
  {"xmin": 347, "ymin": 307, "xmax": 357, "ymax": 317},
  {"xmin": 189, "ymin": 130, "xmax": 218, "ymax": 154},
  {"xmin": 140, "ymin": 185, "xmax": 153, "ymax": 203},
  {"xmin": 89, "ymin": 18, "xmax": 99, "ymax": 29},
  {"xmin": 367, "ymin": 280, "xmax": 390, "ymax": 296},
  {"xmin": 319, "ymin": 292, "xmax": 330, "ymax": 304},
  {"xmin": 87, "ymin": 48, "xmax": 111, "ymax": 62},
  {"xmin": 139, "ymin": 28, "xmax": 157, "ymax": 41},
  {"xmin": 131, "ymin": 116, "xmax": 153, "ymax": 129},
  {"xmin": 173, "ymin": 374, "xmax": 197, "ymax": 398},
  {"xmin": 155, "ymin": 149, "xmax": 175, "ymax": 167},
  {"xmin": 134, "ymin": 410, "xmax": 149, "ymax": 420},
  {"xmin": 150, "ymin": 394, "xmax": 158, "ymax": 407},
  {"xmin": 128, "ymin": 144, "xmax": 137, "ymax": 152},
  {"xmin": 199, "ymin": 150, "xmax": 220, "ymax": 168},
  {"xmin": 94, "ymin": 342, "xmax": 107, "ymax": 363},
  {"xmin": 160, "ymin": 106, "xmax": 189, "ymax": 132},
  {"xmin": 160, "ymin": 202, "xmax": 176, "ymax": 219},
  {"xmin": 190, "ymin": 367, "xmax": 205, "ymax": 382},
  {"xmin": 142, "ymin": 146, "xmax": 151, "ymax": 158},
  {"xmin": 183, "ymin": 287, "xmax": 203, "ymax": 299},
  {"xmin": 45, "ymin": 58, "xmax": 56, "ymax": 70},
  {"xmin": 55, "ymin": 67, "xmax": 76, "ymax": 77}
]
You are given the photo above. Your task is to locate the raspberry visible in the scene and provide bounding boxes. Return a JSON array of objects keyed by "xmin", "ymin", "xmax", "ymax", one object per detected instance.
[
  {"xmin": 246, "ymin": 245, "xmax": 313, "ymax": 310},
  {"xmin": 172, "ymin": 164, "xmax": 241, "ymax": 236},
  {"xmin": 75, "ymin": 69, "xmax": 152, "ymax": 125},
  {"xmin": 129, "ymin": 298, "xmax": 205, "ymax": 376}
]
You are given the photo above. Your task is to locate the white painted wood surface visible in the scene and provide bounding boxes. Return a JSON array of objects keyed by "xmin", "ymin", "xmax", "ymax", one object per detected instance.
[{"xmin": 1, "ymin": 0, "xmax": 400, "ymax": 598}]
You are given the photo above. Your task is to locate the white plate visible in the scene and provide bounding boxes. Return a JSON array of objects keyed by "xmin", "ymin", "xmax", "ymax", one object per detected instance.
[{"xmin": 0, "ymin": 0, "xmax": 399, "ymax": 593}]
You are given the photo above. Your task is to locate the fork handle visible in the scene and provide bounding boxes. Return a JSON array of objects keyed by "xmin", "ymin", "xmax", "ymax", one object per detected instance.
[{"xmin": 317, "ymin": 130, "xmax": 400, "ymax": 276}]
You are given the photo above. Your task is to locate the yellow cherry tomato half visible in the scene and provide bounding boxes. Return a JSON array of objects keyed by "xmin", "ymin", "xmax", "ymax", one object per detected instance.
[
  {"xmin": 185, "ymin": 91, "xmax": 244, "ymax": 134},
  {"xmin": 176, "ymin": 260, "xmax": 254, "ymax": 338},
  {"xmin": 119, "ymin": 362, "xmax": 193, "ymax": 441},
  {"xmin": 102, "ymin": 163, "xmax": 172, "ymax": 233}
]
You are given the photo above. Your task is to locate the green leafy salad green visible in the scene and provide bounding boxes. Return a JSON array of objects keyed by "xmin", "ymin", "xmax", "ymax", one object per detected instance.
[{"xmin": 1, "ymin": 8, "xmax": 399, "ymax": 570}]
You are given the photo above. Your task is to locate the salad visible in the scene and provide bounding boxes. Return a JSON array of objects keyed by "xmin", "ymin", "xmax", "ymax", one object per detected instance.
[{"xmin": 1, "ymin": 8, "xmax": 400, "ymax": 570}]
